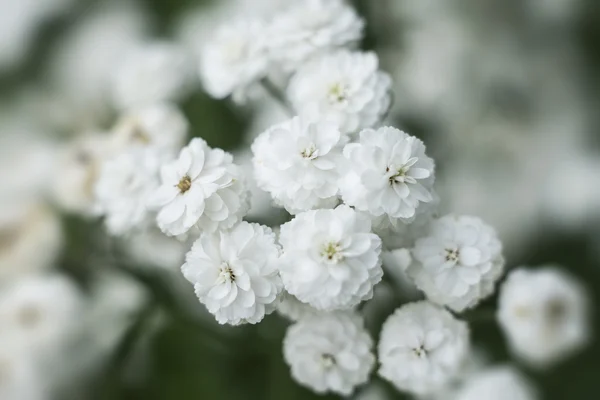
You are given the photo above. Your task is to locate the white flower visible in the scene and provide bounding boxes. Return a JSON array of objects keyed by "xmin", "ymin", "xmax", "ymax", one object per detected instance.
[
  {"xmin": 283, "ymin": 311, "xmax": 374, "ymax": 395},
  {"xmin": 199, "ymin": 19, "xmax": 269, "ymax": 100},
  {"xmin": 453, "ymin": 366, "xmax": 537, "ymax": 400},
  {"xmin": 148, "ymin": 138, "xmax": 249, "ymax": 237},
  {"xmin": 94, "ymin": 149, "xmax": 160, "ymax": 235},
  {"xmin": 0, "ymin": 275, "xmax": 83, "ymax": 355},
  {"xmin": 378, "ymin": 301, "xmax": 470, "ymax": 395},
  {"xmin": 122, "ymin": 228, "xmax": 189, "ymax": 271},
  {"xmin": 277, "ymin": 292, "xmax": 322, "ymax": 321},
  {"xmin": 252, "ymin": 116, "xmax": 346, "ymax": 214},
  {"xmin": 268, "ymin": 0, "xmax": 364, "ymax": 72},
  {"xmin": 111, "ymin": 102, "xmax": 189, "ymax": 156},
  {"xmin": 52, "ymin": 132, "xmax": 112, "ymax": 216},
  {"xmin": 0, "ymin": 347, "xmax": 46, "ymax": 400},
  {"xmin": 497, "ymin": 267, "xmax": 590, "ymax": 367},
  {"xmin": 340, "ymin": 126, "xmax": 435, "ymax": 221},
  {"xmin": 287, "ymin": 50, "xmax": 392, "ymax": 134},
  {"xmin": 279, "ymin": 205, "xmax": 382, "ymax": 310},
  {"xmin": 0, "ymin": 201, "xmax": 62, "ymax": 284},
  {"xmin": 110, "ymin": 42, "xmax": 195, "ymax": 110},
  {"xmin": 181, "ymin": 221, "xmax": 283, "ymax": 325},
  {"xmin": 411, "ymin": 215, "xmax": 505, "ymax": 312}
]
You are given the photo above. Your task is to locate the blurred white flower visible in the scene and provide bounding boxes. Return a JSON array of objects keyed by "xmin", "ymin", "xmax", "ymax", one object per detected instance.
[
  {"xmin": 497, "ymin": 267, "xmax": 590, "ymax": 367},
  {"xmin": 279, "ymin": 205, "xmax": 382, "ymax": 311},
  {"xmin": 283, "ymin": 311, "xmax": 374, "ymax": 396},
  {"xmin": 378, "ymin": 301, "xmax": 470, "ymax": 395},
  {"xmin": 0, "ymin": 275, "xmax": 83, "ymax": 355},
  {"xmin": 111, "ymin": 102, "xmax": 189, "ymax": 156},
  {"xmin": 0, "ymin": 201, "xmax": 62, "ymax": 283},
  {"xmin": 0, "ymin": 347, "xmax": 46, "ymax": 400},
  {"xmin": 182, "ymin": 222, "xmax": 283, "ymax": 325},
  {"xmin": 52, "ymin": 132, "xmax": 113, "ymax": 216},
  {"xmin": 199, "ymin": 20, "xmax": 269, "ymax": 100},
  {"xmin": 110, "ymin": 42, "xmax": 195, "ymax": 110},
  {"xmin": 411, "ymin": 215, "xmax": 505, "ymax": 312},
  {"xmin": 268, "ymin": 0, "xmax": 364, "ymax": 72},
  {"xmin": 252, "ymin": 116, "xmax": 347, "ymax": 214},
  {"xmin": 277, "ymin": 292, "xmax": 322, "ymax": 322},
  {"xmin": 340, "ymin": 126, "xmax": 435, "ymax": 221},
  {"xmin": 148, "ymin": 138, "xmax": 249, "ymax": 237},
  {"xmin": 231, "ymin": 149, "xmax": 277, "ymax": 221},
  {"xmin": 288, "ymin": 50, "xmax": 391, "ymax": 134},
  {"xmin": 122, "ymin": 228, "xmax": 189, "ymax": 271},
  {"xmin": 453, "ymin": 366, "xmax": 537, "ymax": 400},
  {"xmin": 380, "ymin": 248, "xmax": 420, "ymax": 300},
  {"xmin": 94, "ymin": 149, "xmax": 160, "ymax": 235}
]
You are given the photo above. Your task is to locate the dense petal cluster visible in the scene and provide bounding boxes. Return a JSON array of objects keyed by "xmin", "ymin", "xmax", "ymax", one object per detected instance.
[
  {"xmin": 148, "ymin": 138, "xmax": 249, "ymax": 237},
  {"xmin": 181, "ymin": 222, "xmax": 282, "ymax": 325},
  {"xmin": 94, "ymin": 149, "xmax": 160, "ymax": 235},
  {"xmin": 340, "ymin": 127, "xmax": 435, "ymax": 221},
  {"xmin": 279, "ymin": 205, "xmax": 382, "ymax": 310},
  {"xmin": 497, "ymin": 267, "xmax": 589, "ymax": 367},
  {"xmin": 454, "ymin": 366, "xmax": 537, "ymax": 400},
  {"xmin": 411, "ymin": 215, "xmax": 504, "ymax": 312},
  {"xmin": 199, "ymin": 20, "xmax": 269, "ymax": 100},
  {"xmin": 283, "ymin": 311, "xmax": 374, "ymax": 395},
  {"xmin": 288, "ymin": 50, "xmax": 392, "ymax": 134},
  {"xmin": 268, "ymin": 0, "xmax": 364, "ymax": 72},
  {"xmin": 252, "ymin": 117, "xmax": 346, "ymax": 213},
  {"xmin": 378, "ymin": 301, "xmax": 470, "ymax": 395}
]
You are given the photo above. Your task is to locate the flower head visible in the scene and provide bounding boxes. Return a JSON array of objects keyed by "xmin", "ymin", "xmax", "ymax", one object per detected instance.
[
  {"xmin": 340, "ymin": 127, "xmax": 435, "ymax": 221},
  {"xmin": 454, "ymin": 366, "xmax": 537, "ymax": 400},
  {"xmin": 378, "ymin": 301, "xmax": 470, "ymax": 395},
  {"xmin": 288, "ymin": 50, "xmax": 392, "ymax": 134},
  {"xmin": 148, "ymin": 138, "xmax": 249, "ymax": 237},
  {"xmin": 411, "ymin": 215, "xmax": 505, "ymax": 312},
  {"xmin": 252, "ymin": 116, "xmax": 347, "ymax": 214},
  {"xmin": 283, "ymin": 311, "xmax": 374, "ymax": 395},
  {"xmin": 181, "ymin": 222, "xmax": 282, "ymax": 325},
  {"xmin": 279, "ymin": 205, "xmax": 382, "ymax": 310}
]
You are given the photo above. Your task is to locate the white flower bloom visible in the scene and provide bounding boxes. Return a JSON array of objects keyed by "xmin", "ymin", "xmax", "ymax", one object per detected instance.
[
  {"xmin": 268, "ymin": 0, "xmax": 364, "ymax": 72},
  {"xmin": 252, "ymin": 116, "xmax": 347, "ymax": 214},
  {"xmin": 340, "ymin": 127, "xmax": 435, "ymax": 221},
  {"xmin": 279, "ymin": 205, "xmax": 382, "ymax": 310},
  {"xmin": 497, "ymin": 267, "xmax": 590, "ymax": 367},
  {"xmin": 181, "ymin": 221, "xmax": 283, "ymax": 325},
  {"xmin": 94, "ymin": 149, "xmax": 160, "ymax": 235},
  {"xmin": 411, "ymin": 215, "xmax": 505, "ymax": 312},
  {"xmin": 111, "ymin": 102, "xmax": 189, "ymax": 156},
  {"xmin": 148, "ymin": 138, "xmax": 249, "ymax": 237},
  {"xmin": 453, "ymin": 366, "xmax": 537, "ymax": 400},
  {"xmin": 52, "ymin": 132, "xmax": 112, "ymax": 216},
  {"xmin": 0, "ymin": 347, "xmax": 46, "ymax": 400},
  {"xmin": 0, "ymin": 201, "xmax": 62, "ymax": 283},
  {"xmin": 110, "ymin": 42, "xmax": 195, "ymax": 110},
  {"xmin": 277, "ymin": 292, "xmax": 321, "ymax": 321},
  {"xmin": 287, "ymin": 50, "xmax": 392, "ymax": 134},
  {"xmin": 378, "ymin": 301, "xmax": 470, "ymax": 395},
  {"xmin": 199, "ymin": 19, "xmax": 269, "ymax": 100},
  {"xmin": 0, "ymin": 275, "xmax": 83, "ymax": 355},
  {"xmin": 283, "ymin": 311, "xmax": 374, "ymax": 396}
]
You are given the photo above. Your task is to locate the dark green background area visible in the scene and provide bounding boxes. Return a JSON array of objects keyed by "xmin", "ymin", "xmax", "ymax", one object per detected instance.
[{"xmin": 6, "ymin": 0, "xmax": 600, "ymax": 399}]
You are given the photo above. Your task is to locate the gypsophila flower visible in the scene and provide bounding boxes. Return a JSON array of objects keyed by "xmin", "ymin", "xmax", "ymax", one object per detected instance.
[
  {"xmin": 453, "ymin": 366, "xmax": 537, "ymax": 400},
  {"xmin": 497, "ymin": 267, "xmax": 589, "ymax": 367},
  {"xmin": 378, "ymin": 301, "xmax": 470, "ymax": 395},
  {"xmin": 340, "ymin": 126, "xmax": 435, "ymax": 221},
  {"xmin": 148, "ymin": 138, "xmax": 249, "ymax": 237},
  {"xmin": 268, "ymin": 0, "xmax": 364, "ymax": 72},
  {"xmin": 111, "ymin": 102, "xmax": 188, "ymax": 156},
  {"xmin": 277, "ymin": 292, "xmax": 322, "ymax": 322},
  {"xmin": 181, "ymin": 221, "xmax": 282, "ymax": 325},
  {"xmin": 283, "ymin": 311, "xmax": 374, "ymax": 395},
  {"xmin": 278, "ymin": 205, "xmax": 382, "ymax": 311},
  {"xmin": 94, "ymin": 149, "xmax": 160, "ymax": 235},
  {"xmin": 110, "ymin": 42, "xmax": 195, "ymax": 110},
  {"xmin": 252, "ymin": 116, "xmax": 347, "ymax": 214},
  {"xmin": 411, "ymin": 215, "xmax": 504, "ymax": 312},
  {"xmin": 199, "ymin": 19, "xmax": 269, "ymax": 100},
  {"xmin": 287, "ymin": 50, "xmax": 392, "ymax": 134}
]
